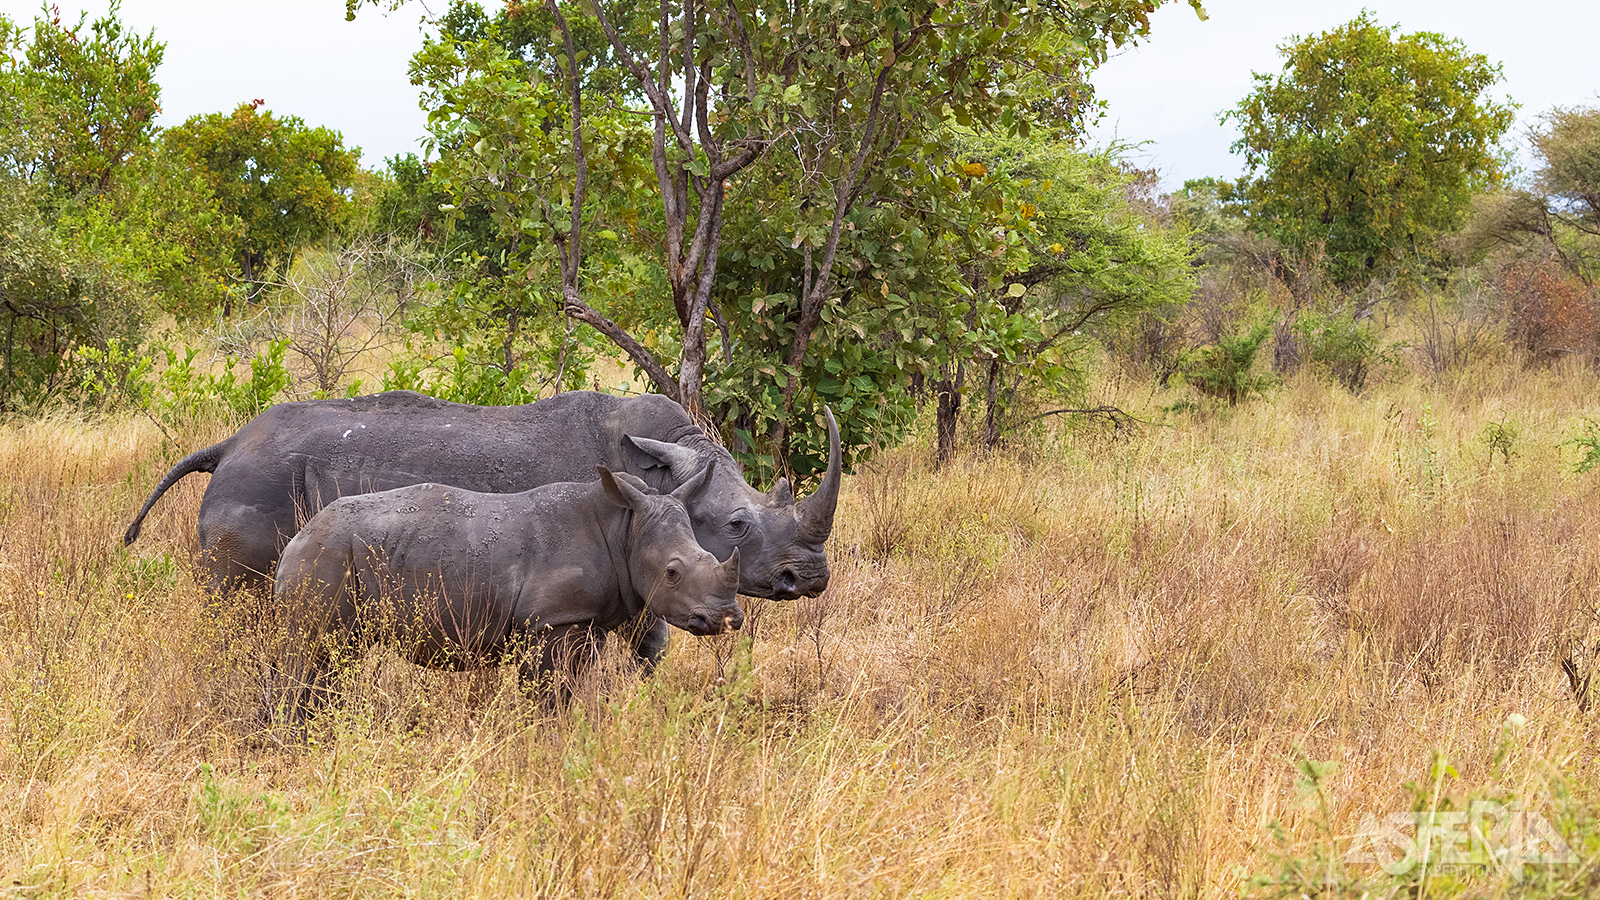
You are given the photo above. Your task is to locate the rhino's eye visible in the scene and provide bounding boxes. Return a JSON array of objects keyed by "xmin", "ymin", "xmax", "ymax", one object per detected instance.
[
  {"xmin": 665, "ymin": 564, "xmax": 682, "ymax": 585},
  {"xmin": 727, "ymin": 518, "xmax": 749, "ymax": 538}
]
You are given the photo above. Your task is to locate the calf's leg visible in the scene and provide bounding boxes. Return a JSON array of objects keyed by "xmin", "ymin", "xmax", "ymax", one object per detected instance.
[
  {"xmin": 517, "ymin": 624, "xmax": 603, "ymax": 709},
  {"xmin": 268, "ymin": 543, "xmax": 359, "ymax": 726},
  {"xmin": 624, "ymin": 614, "xmax": 672, "ymax": 676}
]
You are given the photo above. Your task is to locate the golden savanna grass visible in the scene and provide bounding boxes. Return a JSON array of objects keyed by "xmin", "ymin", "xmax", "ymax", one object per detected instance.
[{"xmin": 2, "ymin": 360, "xmax": 1599, "ymax": 898}]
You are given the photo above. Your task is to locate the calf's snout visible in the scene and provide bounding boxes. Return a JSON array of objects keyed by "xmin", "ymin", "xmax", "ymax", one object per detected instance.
[{"xmin": 684, "ymin": 605, "xmax": 744, "ymax": 635}]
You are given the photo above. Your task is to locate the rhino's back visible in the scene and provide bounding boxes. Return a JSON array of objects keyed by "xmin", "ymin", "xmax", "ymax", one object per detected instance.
[
  {"xmin": 196, "ymin": 390, "xmax": 702, "ymax": 588},
  {"xmin": 207, "ymin": 390, "xmax": 662, "ymax": 510},
  {"xmin": 297, "ymin": 480, "xmax": 609, "ymax": 574}
]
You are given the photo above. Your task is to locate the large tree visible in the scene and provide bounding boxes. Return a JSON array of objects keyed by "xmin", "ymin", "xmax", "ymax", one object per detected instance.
[
  {"xmin": 164, "ymin": 102, "xmax": 361, "ymax": 306},
  {"xmin": 0, "ymin": 0, "xmax": 162, "ymax": 195},
  {"xmin": 366, "ymin": 0, "xmax": 1203, "ymax": 472},
  {"xmin": 1223, "ymin": 11, "xmax": 1514, "ymax": 288}
]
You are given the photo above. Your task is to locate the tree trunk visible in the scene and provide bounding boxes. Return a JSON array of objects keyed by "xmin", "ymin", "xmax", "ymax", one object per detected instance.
[
  {"xmin": 590, "ymin": 0, "xmax": 763, "ymax": 416},
  {"xmin": 981, "ymin": 356, "xmax": 1003, "ymax": 448},
  {"xmin": 675, "ymin": 188, "xmax": 727, "ymax": 419},
  {"xmin": 1273, "ymin": 307, "xmax": 1301, "ymax": 375},
  {"xmin": 934, "ymin": 360, "xmax": 965, "ymax": 468},
  {"xmin": 548, "ymin": 0, "xmax": 673, "ymax": 402}
]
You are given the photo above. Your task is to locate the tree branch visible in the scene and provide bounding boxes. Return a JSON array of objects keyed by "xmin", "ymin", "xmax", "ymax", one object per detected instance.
[
  {"xmin": 563, "ymin": 298, "xmax": 678, "ymax": 399},
  {"xmin": 548, "ymin": 0, "xmax": 586, "ymax": 298},
  {"xmin": 1005, "ymin": 404, "xmax": 1148, "ymax": 433}
]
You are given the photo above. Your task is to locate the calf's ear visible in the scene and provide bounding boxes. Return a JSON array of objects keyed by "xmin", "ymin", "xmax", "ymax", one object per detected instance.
[
  {"xmin": 598, "ymin": 465, "xmax": 649, "ymax": 510},
  {"xmin": 613, "ymin": 471, "xmax": 655, "ymax": 494}
]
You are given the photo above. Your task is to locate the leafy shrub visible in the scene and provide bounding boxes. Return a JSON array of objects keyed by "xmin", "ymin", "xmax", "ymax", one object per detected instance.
[
  {"xmin": 1296, "ymin": 308, "xmax": 1393, "ymax": 392},
  {"xmin": 1563, "ymin": 419, "xmax": 1600, "ymax": 474},
  {"xmin": 75, "ymin": 338, "xmax": 157, "ymax": 411},
  {"xmin": 0, "ymin": 182, "xmax": 144, "ymax": 410},
  {"xmin": 76, "ymin": 338, "xmax": 291, "ymax": 423},
  {"xmin": 1480, "ymin": 419, "xmax": 1519, "ymax": 465},
  {"xmin": 380, "ymin": 346, "xmax": 544, "ymax": 407},
  {"xmin": 385, "ymin": 270, "xmax": 597, "ymax": 409},
  {"xmin": 1181, "ymin": 320, "xmax": 1275, "ymax": 404}
]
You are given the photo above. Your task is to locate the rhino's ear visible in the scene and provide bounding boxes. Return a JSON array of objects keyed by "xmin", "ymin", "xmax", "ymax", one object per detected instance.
[
  {"xmin": 769, "ymin": 477, "xmax": 794, "ymax": 506},
  {"xmin": 668, "ymin": 459, "xmax": 717, "ymax": 504},
  {"xmin": 612, "ymin": 471, "xmax": 656, "ymax": 494},
  {"xmin": 598, "ymin": 465, "xmax": 648, "ymax": 510},
  {"xmin": 625, "ymin": 435, "xmax": 699, "ymax": 478}
]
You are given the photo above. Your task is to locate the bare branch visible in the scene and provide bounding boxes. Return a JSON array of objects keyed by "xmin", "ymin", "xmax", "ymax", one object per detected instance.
[
  {"xmin": 681, "ymin": 0, "xmax": 697, "ymax": 140},
  {"xmin": 719, "ymin": 0, "xmax": 758, "ymax": 99},
  {"xmin": 1006, "ymin": 404, "xmax": 1149, "ymax": 433},
  {"xmin": 590, "ymin": 0, "xmax": 694, "ymax": 153},
  {"xmin": 563, "ymin": 296, "xmax": 679, "ymax": 399}
]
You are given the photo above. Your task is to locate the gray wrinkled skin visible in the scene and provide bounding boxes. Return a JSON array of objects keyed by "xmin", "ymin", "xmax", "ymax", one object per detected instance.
[
  {"xmin": 124, "ymin": 390, "xmax": 840, "ymax": 665},
  {"xmin": 269, "ymin": 467, "xmax": 743, "ymax": 722}
]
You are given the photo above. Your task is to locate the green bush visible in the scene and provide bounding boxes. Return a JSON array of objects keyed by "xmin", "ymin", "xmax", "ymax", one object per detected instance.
[
  {"xmin": 0, "ymin": 181, "xmax": 145, "ymax": 409},
  {"xmin": 1480, "ymin": 418, "xmax": 1519, "ymax": 465},
  {"xmin": 380, "ymin": 346, "xmax": 544, "ymax": 407},
  {"xmin": 1562, "ymin": 419, "xmax": 1600, "ymax": 474},
  {"xmin": 1181, "ymin": 320, "xmax": 1275, "ymax": 404},
  {"xmin": 76, "ymin": 338, "xmax": 291, "ymax": 423},
  {"xmin": 1296, "ymin": 308, "xmax": 1393, "ymax": 392}
]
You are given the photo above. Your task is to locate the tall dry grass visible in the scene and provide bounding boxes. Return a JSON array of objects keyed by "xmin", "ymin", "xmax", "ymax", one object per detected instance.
[{"xmin": 2, "ymin": 360, "xmax": 1599, "ymax": 897}]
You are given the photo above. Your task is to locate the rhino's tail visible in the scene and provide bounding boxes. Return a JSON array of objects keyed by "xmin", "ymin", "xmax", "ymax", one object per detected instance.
[{"xmin": 123, "ymin": 440, "xmax": 229, "ymax": 546}]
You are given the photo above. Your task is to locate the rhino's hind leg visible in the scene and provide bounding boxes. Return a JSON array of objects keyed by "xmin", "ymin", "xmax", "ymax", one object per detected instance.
[
  {"xmin": 198, "ymin": 505, "xmax": 287, "ymax": 599},
  {"xmin": 264, "ymin": 641, "xmax": 334, "ymax": 727},
  {"xmin": 266, "ymin": 541, "xmax": 362, "ymax": 729},
  {"xmin": 264, "ymin": 617, "xmax": 371, "ymax": 727}
]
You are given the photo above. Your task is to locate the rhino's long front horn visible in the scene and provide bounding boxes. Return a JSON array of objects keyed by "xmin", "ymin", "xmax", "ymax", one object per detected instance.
[{"xmin": 796, "ymin": 407, "xmax": 841, "ymax": 544}]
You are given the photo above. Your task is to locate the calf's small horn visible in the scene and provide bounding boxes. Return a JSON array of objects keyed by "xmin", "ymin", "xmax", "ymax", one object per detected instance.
[{"xmin": 721, "ymin": 547, "xmax": 741, "ymax": 586}]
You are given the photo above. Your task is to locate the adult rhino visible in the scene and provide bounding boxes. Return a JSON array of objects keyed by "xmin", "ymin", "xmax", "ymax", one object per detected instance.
[
  {"xmin": 270, "ymin": 467, "xmax": 744, "ymax": 722},
  {"xmin": 124, "ymin": 390, "xmax": 839, "ymax": 663}
]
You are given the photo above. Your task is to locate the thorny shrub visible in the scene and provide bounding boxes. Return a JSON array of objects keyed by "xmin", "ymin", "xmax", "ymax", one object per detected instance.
[{"xmin": 1497, "ymin": 258, "xmax": 1598, "ymax": 363}]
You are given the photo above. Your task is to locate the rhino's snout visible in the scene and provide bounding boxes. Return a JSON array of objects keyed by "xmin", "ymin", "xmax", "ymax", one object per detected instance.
[
  {"xmin": 772, "ymin": 568, "xmax": 800, "ymax": 601},
  {"xmin": 768, "ymin": 560, "xmax": 829, "ymax": 601},
  {"xmin": 684, "ymin": 606, "xmax": 744, "ymax": 635}
]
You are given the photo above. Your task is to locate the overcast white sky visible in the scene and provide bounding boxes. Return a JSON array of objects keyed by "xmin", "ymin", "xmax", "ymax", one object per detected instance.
[
  {"xmin": 0, "ymin": 0, "xmax": 434, "ymax": 166},
  {"xmin": 5, "ymin": 0, "xmax": 1598, "ymax": 186},
  {"xmin": 1087, "ymin": 0, "xmax": 1600, "ymax": 188}
]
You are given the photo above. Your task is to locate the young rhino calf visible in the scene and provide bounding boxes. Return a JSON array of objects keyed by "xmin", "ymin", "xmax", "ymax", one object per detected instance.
[{"xmin": 269, "ymin": 464, "xmax": 742, "ymax": 722}]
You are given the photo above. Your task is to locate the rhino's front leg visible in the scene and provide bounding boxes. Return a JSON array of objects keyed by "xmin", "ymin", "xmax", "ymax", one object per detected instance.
[
  {"xmin": 264, "ymin": 639, "xmax": 335, "ymax": 728},
  {"xmin": 624, "ymin": 613, "xmax": 671, "ymax": 676},
  {"xmin": 518, "ymin": 624, "xmax": 603, "ymax": 707}
]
